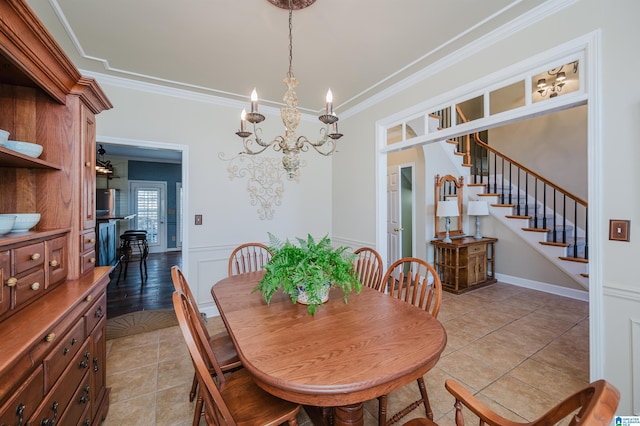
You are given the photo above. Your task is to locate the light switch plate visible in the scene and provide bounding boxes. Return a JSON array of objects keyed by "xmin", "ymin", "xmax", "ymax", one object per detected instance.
[
  {"xmin": 609, "ymin": 219, "xmax": 630, "ymax": 241},
  {"xmin": 195, "ymin": 214, "xmax": 203, "ymax": 226}
]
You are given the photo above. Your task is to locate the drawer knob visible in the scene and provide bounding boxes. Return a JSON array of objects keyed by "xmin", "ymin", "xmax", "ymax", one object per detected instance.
[
  {"xmin": 6, "ymin": 277, "xmax": 17, "ymax": 287},
  {"xmin": 16, "ymin": 403, "xmax": 25, "ymax": 424},
  {"xmin": 45, "ymin": 332, "xmax": 56, "ymax": 342},
  {"xmin": 31, "ymin": 252, "xmax": 41, "ymax": 261},
  {"xmin": 31, "ymin": 282, "xmax": 40, "ymax": 291},
  {"xmin": 89, "ymin": 257, "xmax": 96, "ymax": 264},
  {"xmin": 89, "ymin": 238, "xmax": 96, "ymax": 244},
  {"xmin": 85, "ymin": 294, "xmax": 93, "ymax": 302},
  {"xmin": 41, "ymin": 401, "xmax": 59, "ymax": 425},
  {"xmin": 85, "ymin": 161, "xmax": 91, "ymax": 167},
  {"xmin": 50, "ymin": 259, "xmax": 59, "ymax": 267}
]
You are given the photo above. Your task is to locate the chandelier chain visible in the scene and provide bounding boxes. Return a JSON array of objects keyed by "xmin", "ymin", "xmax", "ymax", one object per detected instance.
[{"xmin": 287, "ymin": 0, "xmax": 294, "ymax": 78}]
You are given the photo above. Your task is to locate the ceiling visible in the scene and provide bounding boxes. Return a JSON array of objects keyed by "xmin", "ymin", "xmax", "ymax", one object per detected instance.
[{"xmin": 25, "ymin": 0, "xmax": 549, "ymax": 161}]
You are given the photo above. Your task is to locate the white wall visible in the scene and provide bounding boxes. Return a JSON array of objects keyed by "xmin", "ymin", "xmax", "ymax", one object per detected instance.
[{"xmin": 333, "ymin": 0, "xmax": 640, "ymax": 414}]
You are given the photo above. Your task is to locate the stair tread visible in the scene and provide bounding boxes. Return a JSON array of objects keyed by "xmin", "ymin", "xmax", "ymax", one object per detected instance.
[
  {"xmin": 559, "ymin": 256, "xmax": 589, "ymax": 264},
  {"xmin": 540, "ymin": 241, "xmax": 570, "ymax": 247},
  {"xmin": 522, "ymin": 227, "xmax": 550, "ymax": 232}
]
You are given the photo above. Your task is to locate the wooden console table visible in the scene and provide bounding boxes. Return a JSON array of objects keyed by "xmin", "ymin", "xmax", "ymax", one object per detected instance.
[{"xmin": 431, "ymin": 237, "xmax": 497, "ymax": 294}]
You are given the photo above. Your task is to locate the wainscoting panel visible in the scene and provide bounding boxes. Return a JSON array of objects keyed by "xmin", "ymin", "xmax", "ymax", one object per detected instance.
[{"xmin": 189, "ymin": 244, "xmax": 238, "ymax": 318}]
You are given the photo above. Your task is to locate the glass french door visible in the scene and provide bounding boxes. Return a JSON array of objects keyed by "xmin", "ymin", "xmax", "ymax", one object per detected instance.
[{"xmin": 129, "ymin": 180, "xmax": 167, "ymax": 253}]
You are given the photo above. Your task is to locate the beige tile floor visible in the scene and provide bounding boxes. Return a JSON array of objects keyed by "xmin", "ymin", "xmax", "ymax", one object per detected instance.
[{"xmin": 103, "ymin": 282, "xmax": 589, "ymax": 425}]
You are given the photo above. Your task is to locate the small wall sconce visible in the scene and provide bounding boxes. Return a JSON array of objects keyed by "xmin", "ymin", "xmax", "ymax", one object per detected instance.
[
  {"xmin": 467, "ymin": 200, "xmax": 489, "ymax": 240},
  {"xmin": 436, "ymin": 200, "xmax": 460, "ymax": 243}
]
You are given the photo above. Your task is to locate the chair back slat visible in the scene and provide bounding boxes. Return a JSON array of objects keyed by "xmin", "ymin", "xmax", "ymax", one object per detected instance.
[
  {"xmin": 382, "ymin": 257, "xmax": 442, "ymax": 318},
  {"xmin": 171, "ymin": 266, "xmax": 212, "ymax": 342},
  {"xmin": 353, "ymin": 247, "xmax": 384, "ymax": 290},
  {"xmin": 173, "ymin": 291, "xmax": 236, "ymax": 425},
  {"xmin": 228, "ymin": 243, "xmax": 272, "ymax": 276}
]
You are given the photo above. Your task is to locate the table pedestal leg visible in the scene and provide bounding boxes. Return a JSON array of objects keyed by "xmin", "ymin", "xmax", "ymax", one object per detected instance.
[{"xmin": 334, "ymin": 403, "xmax": 364, "ymax": 426}]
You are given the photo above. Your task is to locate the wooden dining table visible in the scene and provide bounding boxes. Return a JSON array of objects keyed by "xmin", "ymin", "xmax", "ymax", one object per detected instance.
[{"xmin": 211, "ymin": 271, "xmax": 447, "ymax": 426}]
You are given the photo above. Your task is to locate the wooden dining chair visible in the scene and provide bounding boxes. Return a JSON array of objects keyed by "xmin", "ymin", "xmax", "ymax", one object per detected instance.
[
  {"xmin": 228, "ymin": 242, "xmax": 272, "ymax": 276},
  {"xmin": 378, "ymin": 257, "xmax": 442, "ymax": 426},
  {"xmin": 171, "ymin": 266, "xmax": 242, "ymax": 426},
  {"xmin": 353, "ymin": 247, "xmax": 384, "ymax": 290},
  {"xmin": 445, "ymin": 378, "xmax": 620, "ymax": 426},
  {"xmin": 173, "ymin": 291, "xmax": 301, "ymax": 426}
]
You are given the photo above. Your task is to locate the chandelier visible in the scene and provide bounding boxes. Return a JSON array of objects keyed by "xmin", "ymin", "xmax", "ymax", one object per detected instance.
[
  {"xmin": 537, "ymin": 60, "xmax": 579, "ymax": 98},
  {"xmin": 234, "ymin": 0, "xmax": 343, "ymax": 180}
]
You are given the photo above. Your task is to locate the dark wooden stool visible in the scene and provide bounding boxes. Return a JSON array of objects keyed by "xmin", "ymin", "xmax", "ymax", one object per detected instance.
[{"xmin": 116, "ymin": 230, "xmax": 149, "ymax": 284}]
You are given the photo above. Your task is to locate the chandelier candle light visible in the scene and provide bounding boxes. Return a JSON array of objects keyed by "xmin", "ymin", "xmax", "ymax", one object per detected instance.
[{"xmin": 234, "ymin": 0, "xmax": 343, "ymax": 180}]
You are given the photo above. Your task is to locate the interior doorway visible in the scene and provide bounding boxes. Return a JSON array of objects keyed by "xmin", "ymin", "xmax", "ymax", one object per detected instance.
[
  {"xmin": 97, "ymin": 137, "xmax": 189, "ymax": 316},
  {"xmin": 386, "ymin": 163, "xmax": 415, "ymax": 267}
]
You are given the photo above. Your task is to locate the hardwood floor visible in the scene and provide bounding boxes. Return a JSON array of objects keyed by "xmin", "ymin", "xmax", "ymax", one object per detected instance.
[{"xmin": 106, "ymin": 251, "xmax": 182, "ymax": 318}]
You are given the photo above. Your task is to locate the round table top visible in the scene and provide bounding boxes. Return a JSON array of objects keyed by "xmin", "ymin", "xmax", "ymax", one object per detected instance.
[{"xmin": 211, "ymin": 272, "xmax": 447, "ymax": 407}]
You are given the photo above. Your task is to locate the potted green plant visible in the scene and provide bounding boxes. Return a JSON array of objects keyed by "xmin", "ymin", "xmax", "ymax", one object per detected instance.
[{"xmin": 253, "ymin": 233, "xmax": 362, "ymax": 314}]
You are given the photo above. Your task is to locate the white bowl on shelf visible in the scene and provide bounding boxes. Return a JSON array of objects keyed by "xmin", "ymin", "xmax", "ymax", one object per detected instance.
[
  {"xmin": 0, "ymin": 215, "xmax": 17, "ymax": 235},
  {"xmin": 0, "ymin": 129, "xmax": 8, "ymax": 146},
  {"xmin": 5, "ymin": 140, "xmax": 43, "ymax": 158},
  {"xmin": 10, "ymin": 213, "xmax": 41, "ymax": 233}
]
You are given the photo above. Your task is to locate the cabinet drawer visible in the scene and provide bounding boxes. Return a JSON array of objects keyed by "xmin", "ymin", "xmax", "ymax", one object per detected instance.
[
  {"xmin": 13, "ymin": 241, "xmax": 45, "ymax": 275},
  {"xmin": 30, "ymin": 294, "xmax": 94, "ymax": 365},
  {"xmin": 80, "ymin": 231, "xmax": 96, "ymax": 253},
  {"xmin": 31, "ymin": 340, "xmax": 91, "ymax": 426},
  {"xmin": 44, "ymin": 319, "xmax": 87, "ymax": 393},
  {"xmin": 13, "ymin": 268, "xmax": 45, "ymax": 308},
  {"xmin": 467, "ymin": 244, "xmax": 486, "ymax": 254},
  {"xmin": 84, "ymin": 293, "xmax": 106, "ymax": 335},
  {"xmin": 47, "ymin": 236, "xmax": 68, "ymax": 287},
  {"xmin": 0, "ymin": 366, "xmax": 43, "ymax": 426},
  {"xmin": 80, "ymin": 250, "xmax": 96, "ymax": 275},
  {"xmin": 59, "ymin": 375, "xmax": 91, "ymax": 426}
]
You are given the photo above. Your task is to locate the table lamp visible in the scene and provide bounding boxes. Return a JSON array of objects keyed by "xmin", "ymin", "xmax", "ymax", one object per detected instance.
[
  {"xmin": 467, "ymin": 200, "xmax": 489, "ymax": 239},
  {"xmin": 436, "ymin": 200, "xmax": 459, "ymax": 243}
]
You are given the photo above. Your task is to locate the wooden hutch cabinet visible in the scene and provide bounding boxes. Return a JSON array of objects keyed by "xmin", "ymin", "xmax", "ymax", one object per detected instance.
[
  {"xmin": 431, "ymin": 237, "xmax": 497, "ymax": 294},
  {"xmin": 0, "ymin": 1, "xmax": 113, "ymax": 425}
]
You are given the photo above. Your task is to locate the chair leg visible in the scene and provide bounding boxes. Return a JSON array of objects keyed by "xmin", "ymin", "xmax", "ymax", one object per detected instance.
[
  {"xmin": 378, "ymin": 394, "xmax": 388, "ymax": 426},
  {"xmin": 417, "ymin": 377, "xmax": 433, "ymax": 421},
  {"xmin": 189, "ymin": 373, "xmax": 198, "ymax": 402},
  {"xmin": 193, "ymin": 393, "xmax": 204, "ymax": 426},
  {"xmin": 138, "ymin": 258, "xmax": 144, "ymax": 282},
  {"xmin": 143, "ymin": 256, "xmax": 148, "ymax": 279}
]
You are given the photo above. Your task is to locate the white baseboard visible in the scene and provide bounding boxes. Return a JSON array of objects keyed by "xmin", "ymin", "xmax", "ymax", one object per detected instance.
[{"xmin": 496, "ymin": 273, "xmax": 589, "ymax": 302}]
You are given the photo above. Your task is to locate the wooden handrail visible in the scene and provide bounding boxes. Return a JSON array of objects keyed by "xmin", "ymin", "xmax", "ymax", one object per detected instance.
[
  {"xmin": 474, "ymin": 139, "xmax": 587, "ymax": 207},
  {"xmin": 454, "ymin": 105, "xmax": 587, "ymax": 207}
]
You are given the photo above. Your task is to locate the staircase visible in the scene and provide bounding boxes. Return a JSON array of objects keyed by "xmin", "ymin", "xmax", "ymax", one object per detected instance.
[{"xmin": 432, "ymin": 108, "xmax": 589, "ymax": 289}]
